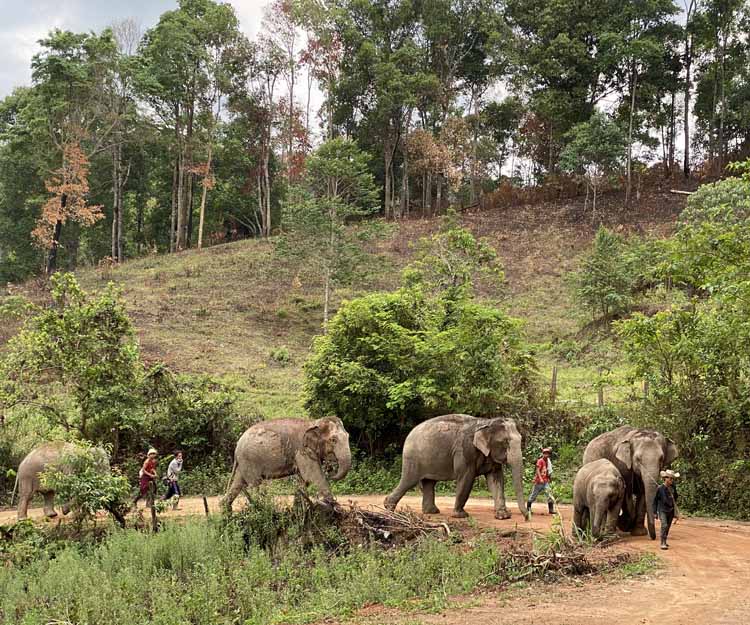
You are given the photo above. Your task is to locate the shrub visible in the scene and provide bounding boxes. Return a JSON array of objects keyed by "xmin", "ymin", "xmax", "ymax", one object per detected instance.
[
  {"xmin": 304, "ymin": 287, "xmax": 535, "ymax": 453},
  {"xmin": 574, "ymin": 227, "xmax": 634, "ymax": 319},
  {"xmin": 40, "ymin": 444, "xmax": 130, "ymax": 525}
]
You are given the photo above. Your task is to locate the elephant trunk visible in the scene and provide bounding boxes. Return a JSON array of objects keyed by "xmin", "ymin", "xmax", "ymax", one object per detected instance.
[
  {"xmin": 331, "ymin": 443, "xmax": 352, "ymax": 481},
  {"xmin": 509, "ymin": 446, "xmax": 527, "ymax": 520},
  {"xmin": 643, "ymin": 470, "xmax": 659, "ymax": 540}
]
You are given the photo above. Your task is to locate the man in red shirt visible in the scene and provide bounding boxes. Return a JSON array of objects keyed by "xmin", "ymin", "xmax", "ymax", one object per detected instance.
[{"xmin": 527, "ymin": 447, "xmax": 555, "ymax": 515}]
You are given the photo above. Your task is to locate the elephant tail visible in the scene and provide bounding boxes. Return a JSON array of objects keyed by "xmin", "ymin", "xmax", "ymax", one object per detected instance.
[
  {"xmin": 225, "ymin": 458, "xmax": 239, "ymax": 495},
  {"xmin": 10, "ymin": 472, "xmax": 19, "ymax": 507}
]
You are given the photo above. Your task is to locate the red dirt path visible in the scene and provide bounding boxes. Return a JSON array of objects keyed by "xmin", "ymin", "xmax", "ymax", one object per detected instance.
[{"xmin": 3, "ymin": 495, "xmax": 748, "ymax": 625}]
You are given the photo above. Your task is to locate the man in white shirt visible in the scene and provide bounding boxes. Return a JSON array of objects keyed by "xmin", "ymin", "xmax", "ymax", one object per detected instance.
[{"xmin": 162, "ymin": 451, "xmax": 183, "ymax": 509}]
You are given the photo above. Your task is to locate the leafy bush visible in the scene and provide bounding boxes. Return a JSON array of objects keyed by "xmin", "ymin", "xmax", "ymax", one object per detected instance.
[
  {"xmin": 305, "ymin": 287, "xmax": 534, "ymax": 453},
  {"xmin": 614, "ymin": 174, "xmax": 750, "ymax": 518},
  {"xmin": 40, "ymin": 444, "xmax": 129, "ymax": 525}
]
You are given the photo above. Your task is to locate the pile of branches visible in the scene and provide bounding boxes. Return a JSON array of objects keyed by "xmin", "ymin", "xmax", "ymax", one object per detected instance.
[
  {"xmin": 491, "ymin": 545, "xmax": 634, "ymax": 584},
  {"xmin": 291, "ymin": 493, "xmax": 451, "ymax": 548},
  {"xmin": 340, "ymin": 502, "xmax": 451, "ymax": 546}
]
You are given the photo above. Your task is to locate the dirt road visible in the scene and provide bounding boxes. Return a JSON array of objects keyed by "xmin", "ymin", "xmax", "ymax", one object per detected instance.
[{"xmin": 3, "ymin": 495, "xmax": 749, "ymax": 625}]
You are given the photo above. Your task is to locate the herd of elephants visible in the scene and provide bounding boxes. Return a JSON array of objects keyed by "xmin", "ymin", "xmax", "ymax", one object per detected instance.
[{"xmin": 13, "ymin": 414, "xmax": 678, "ymax": 540}]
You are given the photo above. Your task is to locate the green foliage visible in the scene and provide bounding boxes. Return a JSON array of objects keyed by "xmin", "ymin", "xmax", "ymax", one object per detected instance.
[
  {"xmin": 40, "ymin": 444, "xmax": 129, "ymax": 524},
  {"xmin": 615, "ymin": 175, "xmax": 750, "ymax": 518},
  {"xmin": 141, "ymin": 368, "xmax": 243, "ymax": 463},
  {"xmin": 574, "ymin": 227, "xmax": 634, "ymax": 318},
  {"xmin": 402, "ymin": 211, "xmax": 505, "ymax": 302},
  {"xmin": 305, "ymin": 287, "xmax": 533, "ymax": 451},
  {"xmin": 560, "ymin": 112, "xmax": 626, "ymax": 197},
  {"xmin": 0, "ymin": 273, "xmax": 143, "ymax": 443}
]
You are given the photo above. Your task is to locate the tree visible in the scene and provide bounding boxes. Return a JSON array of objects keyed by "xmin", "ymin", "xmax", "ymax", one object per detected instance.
[
  {"xmin": 0, "ymin": 274, "xmax": 143, "ymax": 450},
  {"xmin": 304, "ymin": 222, "xmax": 531, "ymax": 453},
  {"xmin": 138, "ymin": 0, "xmax": 245, "ymax": 251},
  {"xmin": 277, "ymin": 138, "xmax": 379, "ymax": 328},
  {"xmin": 559, "ymin": 112, "xmax": 627, "ymax": 219},
  {"xmin": 32, "ymin": 137, "xmax": 103, "ymax": 255}
]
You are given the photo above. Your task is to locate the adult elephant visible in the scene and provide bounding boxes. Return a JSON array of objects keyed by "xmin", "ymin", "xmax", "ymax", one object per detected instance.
[
  {"xmin": 583, "ymin": 426, "xmax": 678, "ymax": 539},
  {"xmin": 14, "ymin": 441, "xmax": 110, "ymax": 521},
  {"xmin": 384, "ymin": 414, "xmax": 528, "ymax": 520},
  {"xmin": 222, "ymin": 416, "xmax": 351, "ymax": 512}
]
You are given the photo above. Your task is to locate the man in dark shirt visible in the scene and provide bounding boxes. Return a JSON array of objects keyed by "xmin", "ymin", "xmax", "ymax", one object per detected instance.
[{"xmin": 653, "ymin": 469, "xmax": 680, "ymax": 549}]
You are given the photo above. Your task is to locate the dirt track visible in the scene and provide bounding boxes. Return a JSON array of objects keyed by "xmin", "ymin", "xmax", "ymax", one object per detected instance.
[{"xmin": 3, "ymin": 495, "xmax": 749, "ymax": 625}]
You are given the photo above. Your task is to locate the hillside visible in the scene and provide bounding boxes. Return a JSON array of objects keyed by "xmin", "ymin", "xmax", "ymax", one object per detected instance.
[{"xmin": 5, "ymin": 188, "xmax": 673, "ymax": 420}]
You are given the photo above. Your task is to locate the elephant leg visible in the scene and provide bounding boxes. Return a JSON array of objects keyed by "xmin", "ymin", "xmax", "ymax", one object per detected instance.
[
  {"xmin": 452, "ymin": 472, "xmax": 476, "ymax": 518},
  {"xmin": 42, "ymin": 491, "xmax": 58, "ymax": 518},
  {"xmin": 295, "ymin": 450, "xmax": 333, "ymax": 500},
  {"xmin": 222, "ymin": 468, "xmax": 247, "ymax": 513},
  {"xmin": 631, "ymin": 494, "xmax": 648, "ymax": 536},
  {"xmin": 581, "ymin": 507, "xmax": 590, "ymax": 532},
  {"xmin": 17, "ymin": 485, "xmax": 33, "ymax": 521},
  {"xmin": 384, "ymin": 468, "xmax": 420, "ymax": 511},
  {"xmin": 487, "ymin": 469, "xmax": 510, "ymax": 520},
  {"xmin": 420, "ymin": 479, "xmax": 440, "ymax": 514},
  {"xmin": 605, "ymin": 504, "xmax": 619, "ymax": 535}
]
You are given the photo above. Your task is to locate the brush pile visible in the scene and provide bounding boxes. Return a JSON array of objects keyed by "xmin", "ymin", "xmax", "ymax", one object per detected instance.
[{"xmin": 339, "ymin": 501, "xmax": 451, "ymax": 546}]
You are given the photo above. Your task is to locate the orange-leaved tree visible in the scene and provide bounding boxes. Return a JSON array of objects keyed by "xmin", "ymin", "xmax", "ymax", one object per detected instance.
[{"xmin": 33, "ymin": 137, "xmax": 103, "ymax": 271}]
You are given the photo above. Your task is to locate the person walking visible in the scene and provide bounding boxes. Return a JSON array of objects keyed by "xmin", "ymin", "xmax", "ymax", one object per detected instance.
[
  {"xmin": 132, "ymin": 448, "xmax": 158, "ymax": 509},
  {"xmin": 653, "ymin": 469, "xmax": 680, "ymax": 549},
  {"xmin": 527, "ymin": 447, "xmax": 555, "ymax": 514},
  {"xmin": 162, "ymin": 451, "xmax": 183, "ymax": 510}
]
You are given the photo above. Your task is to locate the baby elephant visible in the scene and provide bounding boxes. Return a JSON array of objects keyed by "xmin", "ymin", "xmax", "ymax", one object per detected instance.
[{"xmin": 573, "ymin": 459, "xmax": 625, "ymax": 538}]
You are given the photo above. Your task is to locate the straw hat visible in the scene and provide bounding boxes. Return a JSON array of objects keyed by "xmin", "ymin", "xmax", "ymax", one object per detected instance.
[
  {"xmin": 542, "ymin": 447, "xmax": 552, "ymax": 454},
  {"xmin": 660, "ymin": 469, "xmax": 680, "ymax": 479},
  {"xmin": 147, "ymin": 448, "xmax": 158, "ymax": 456}
]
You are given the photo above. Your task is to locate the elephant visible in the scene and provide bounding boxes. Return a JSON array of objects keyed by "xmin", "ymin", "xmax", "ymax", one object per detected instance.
[
  {"xmin": 583, "ymin": 426, "xmax": 678, "ymax": 539},
  {"xmin": 384, "ymin": 414, "xmax": 528, "ymax": 520},
  {"xmin": 572, "ymin": 459, "xmax": 625, "ymax": 538},
  {"xmin": 14, "ymin": 441, "xmax": 110, "ymax": 521},
  {"xmin": 222, "ymin": 416, "xmax": 352, "ymax": 512}
]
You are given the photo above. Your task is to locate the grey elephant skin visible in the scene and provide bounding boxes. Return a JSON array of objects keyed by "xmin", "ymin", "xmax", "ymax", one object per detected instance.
[
  {"xmin": 583, "ymin": 426, "xmax": 677, "ymax": 539},
  {"xmin": 15, "ymin": 441, "xmax": 110, "ymax": 521},
  {"xmin": 223, "ymin": 416, "xmax": 352, "ymax": 511},
  {"xmin": 384, "ymin": 414, "xmax": 528, "ymax": 520},
  {"xmin": 572, "ymin": 458, "xmax": 625, "ymax": 538}
]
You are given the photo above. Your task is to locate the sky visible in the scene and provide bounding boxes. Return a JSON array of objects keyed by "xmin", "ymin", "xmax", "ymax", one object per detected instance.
[{"xmin": 0, "ymin": 0, "xmax": 271, "ymax": 99}]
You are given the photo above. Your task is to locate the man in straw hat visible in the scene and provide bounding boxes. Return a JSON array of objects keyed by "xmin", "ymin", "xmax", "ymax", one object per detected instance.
[
  {"xmin": 527, "ymin": 447, "xmax": 555, "ymax": 515},
  {"xmin": 653, "ymin": 469, "xmax": 681, "ymax": 549},
  {"xmin": 132, "ymin": 448, "xmax": 159, "ymax": 509}
]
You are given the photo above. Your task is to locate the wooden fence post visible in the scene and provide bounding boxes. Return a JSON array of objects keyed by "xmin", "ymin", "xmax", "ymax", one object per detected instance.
[
  {"xmin": 597, "ymin": 367, "xmax": 604, "ymax": 408},
  {"xmin": 643, "ymin": 379, "xmax": 649, "ymax": 400},
  {"xmin": 148, "ymin": 481, "xmax": 158, "ymax": 533},
  {"xmin": 202, "ymin": 494, "xmax": 209, "ymax": 517}
]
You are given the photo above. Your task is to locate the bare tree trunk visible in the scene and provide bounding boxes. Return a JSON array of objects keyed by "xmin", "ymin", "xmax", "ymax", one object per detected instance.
[
  {"xmin": 718, "ymin": 30, "xmax": 727, "ymax": 169},
  {"xmin": 46, "ymin": 214, "xmax": 64, "ymax": 276},
  {"xmin": 626, "ymin": 64, "xmax": 638, "ymax": 207},
  {"xmin": 170, "ymin": 156, "xmax": 178, "ymax": 253},
  {"xmin": 383, "ymin": 141, "xmax": 392, "ymax": 219},
  {"xmin": 323, "ymin": 268, "xmax": 330, "ymax": 332},
  {"xmin": 683, "ymin": 0, "xmax": 694, "ymax": 179},
  {"xmin": 436, "ymin": 174, "xmax": 442, "ymax": 214},
  {"xmin": 112, "ymin": 145, "xmax": 119, "ymax": 261},
  {"xmin": 197, "ymin": 142, "xmax": 212, "ymax": 249},
  {"xmin": 668, "ymin": 90, "xmax": 676, "ymax": 174}
]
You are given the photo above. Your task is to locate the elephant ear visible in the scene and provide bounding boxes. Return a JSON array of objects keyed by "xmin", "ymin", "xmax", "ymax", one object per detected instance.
[
  {"xmin": 665, "ymin": 439, "xmax": 678, "ymax": 466},
  {"xmin": 615, "ymin": 440, "xmax": 632, "ymax": 469},
  {"xmin": 473, "ymin": 425, "xmax": 493, "ymax": 457},
  {"xmin": 303, "ymin": 425, "xmax": 323, "ymax": 457}
]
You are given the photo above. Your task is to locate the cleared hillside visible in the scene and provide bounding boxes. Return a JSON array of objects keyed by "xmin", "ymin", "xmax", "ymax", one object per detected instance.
[{"xmin": 6, "ymin": 188, "xmax": 688, "ymax": 418}]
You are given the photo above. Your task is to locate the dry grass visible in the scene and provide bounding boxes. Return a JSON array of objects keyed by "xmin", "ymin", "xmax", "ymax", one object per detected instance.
[{"xmin": 2, "ymin": 187, "xmax": 688, "ymax": 418}]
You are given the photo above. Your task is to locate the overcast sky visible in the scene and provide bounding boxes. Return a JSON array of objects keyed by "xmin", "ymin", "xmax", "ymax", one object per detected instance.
[{"xmin": 0, "ymin": 0, "xmax": 271, "ymax": 99}]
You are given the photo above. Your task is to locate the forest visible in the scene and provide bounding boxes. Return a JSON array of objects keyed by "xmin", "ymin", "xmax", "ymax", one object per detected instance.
[
  {"xmin": 0, "ymin": 0, "xmax": 748, "ymax": 282},
  {"xmin": 1, "ymin": 1, "xmax": 750, "ymax": 624}
]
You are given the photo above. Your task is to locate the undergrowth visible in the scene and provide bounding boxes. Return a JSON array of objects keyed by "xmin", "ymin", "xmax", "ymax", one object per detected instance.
[{"xmin": 0, "ymin": 493, "xmax": 639, "ymax": 625}]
